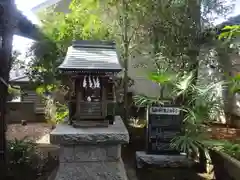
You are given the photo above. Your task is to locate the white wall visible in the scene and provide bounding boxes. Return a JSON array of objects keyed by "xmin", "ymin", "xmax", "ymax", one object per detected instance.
[{"xmin": 127, "ymin": 45, "xmax": 161, "ymax": 97}]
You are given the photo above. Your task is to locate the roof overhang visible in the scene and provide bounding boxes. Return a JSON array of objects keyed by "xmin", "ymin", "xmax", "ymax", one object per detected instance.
[
  {"xmin": 15, "ymin": 10, "xmax": 43, "ymax": 40},
  {"xmin": 31, "ymin": 0, "xmax": 72, "ymax": 14},
  {"xmin": 31, "ymin": 0, "xmax": 62, "ymax": 13},
  {"xmin": 59, "ymin": 40, "xmax": 122, "ymax": 73}
]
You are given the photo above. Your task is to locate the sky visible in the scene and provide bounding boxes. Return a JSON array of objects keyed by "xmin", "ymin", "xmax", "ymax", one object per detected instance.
[
  {"xmin": 13, "ymin": 0, "xmax": 240, "ymax": 60},
  {"xmin": 14, "ymin": 0, "xmax": 45, "ymax": 54}
]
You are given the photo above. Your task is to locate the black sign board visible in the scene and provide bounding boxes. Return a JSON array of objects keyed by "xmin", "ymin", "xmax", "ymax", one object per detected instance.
[{"xmin": 146, "ymin": 105, "xmax": 182, "ymax": 154}]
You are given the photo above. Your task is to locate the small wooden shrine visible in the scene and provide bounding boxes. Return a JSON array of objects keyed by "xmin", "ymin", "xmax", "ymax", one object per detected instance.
[{"xmin": 59, "ymin": 40, "xmax": 122, "ymax": 127}]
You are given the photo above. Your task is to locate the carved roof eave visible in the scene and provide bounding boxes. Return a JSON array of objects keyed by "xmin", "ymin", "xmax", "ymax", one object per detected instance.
[
  {"xmin": 15, "ymin": 10, "xmax": 44, "ymax": 41},
  {"xmin": 59, "ymin": 69, "xmax": 121, "ymax": 76}
]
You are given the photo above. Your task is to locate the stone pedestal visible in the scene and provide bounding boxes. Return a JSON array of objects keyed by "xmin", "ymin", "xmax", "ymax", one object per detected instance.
[
  {"xmin": 50, "ymin": 116, "xmax": 129, "ymax": 180},
  {"xmin": 136, "ymin": 151, "xmax": 193, "ymax": 168},
  {"xmin": 136, "ymin": 151, "xmax": 195, "ymax": 180}
]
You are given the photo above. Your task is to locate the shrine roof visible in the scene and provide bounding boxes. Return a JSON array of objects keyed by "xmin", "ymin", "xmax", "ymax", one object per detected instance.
[{"xmin": 58, "ymin": 40, "xmax": 122, "ymax": 72}]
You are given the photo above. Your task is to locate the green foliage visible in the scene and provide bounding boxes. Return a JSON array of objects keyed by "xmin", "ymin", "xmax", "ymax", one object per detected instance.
[
  {"xmin": 222, "ymin": 142, "xmax": 240, "ymax": 160},
  {"xmin": 218, "ymin": 25, "xmax": 240, "ymax": 41},
  {"xmin": 134, "ymin": 94, "xmax": 169, "ymax": 107},
  {"xmin": 171, "ymin": 133, "xmax": 204, "ymax": 155},
  {"xmin": 27, "ymin": 0, "xmax": 234, "ymax": 95},
  {"xmin": 28, "ymin": 0, "xmax": 112, "ymax": 91},
  {"xmin": 7, "ymin": 138, "xmax": 56, "ymax": 180},
  {"xmin": 36, "ymin": 84, "xmax": 59, "ymax": 95},
  {"xmin": 8, "ymin": 86, "xmax": 21, "ymax": 100},
  {"xmin": 44, "ymin": 96, "xmax": 69, "ymax": 125},
  {"xmin": 228, "ymin": 74, "xmax": 240, "ymax": 93},
  {"xmin": 171, "ymin": 80, "xmax": 225, "ymax": 154},
  {"xmin": 134, "ymin": 70, "xmax": 226, "ymax": 154},
  {"xmin": 204, "ymin": 139, "xmax": 240, "ymax": 160},
  {"xmin": 149, "ymin": 71, "xmax": 177, "ymax": 85},
  {"xmin": 7, "ymin": 137, "xmax": 36, "ymax": 165},
  {"xmin": 134, "ymin": 70, "xmax": 180, "ymax": 106}
]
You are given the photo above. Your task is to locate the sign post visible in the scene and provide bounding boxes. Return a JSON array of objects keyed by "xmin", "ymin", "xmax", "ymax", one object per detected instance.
[{"xmin": 146, "ymin": 105, "xmax": 182, "ymax": 154}]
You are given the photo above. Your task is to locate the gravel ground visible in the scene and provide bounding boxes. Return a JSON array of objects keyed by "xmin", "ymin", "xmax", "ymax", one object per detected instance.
[{"xmin": 6, "ymin": 123, "xmax": 52, "ymax": 144}]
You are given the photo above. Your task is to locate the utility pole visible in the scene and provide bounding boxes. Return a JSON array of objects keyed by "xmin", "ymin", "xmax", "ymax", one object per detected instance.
[{"xmin": 0, "ymin": 1, "xmax": 14, "ymax": 179}]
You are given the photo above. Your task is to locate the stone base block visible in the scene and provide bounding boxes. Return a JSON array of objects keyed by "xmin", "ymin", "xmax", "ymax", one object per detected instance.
[
  {"xmin": 50, "ymin": 116, "xmax": 129, "ymax": 145},
  {"xmin": 59, "ymin": 145, "xmax": 121, "ymax": 162},
  {"xmin": 54, "ymin": 160, "xmax": 128, "ymax": 180},
  {"xmin": 136, "ymin": 151, "xmax": 194, "ymax": 168}
]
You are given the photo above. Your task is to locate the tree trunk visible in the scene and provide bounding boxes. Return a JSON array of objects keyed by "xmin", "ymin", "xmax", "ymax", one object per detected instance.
[
  {"xmin": 187, "ymin": 0, "xmax": 201, "ymax": 76},
  {"xmin": 123, "ymin": 0, "xmax": 130, "ymax": 122},
  {"xmin": 187, "ymin": 0, "xmax": 202, "ymax": 106}
]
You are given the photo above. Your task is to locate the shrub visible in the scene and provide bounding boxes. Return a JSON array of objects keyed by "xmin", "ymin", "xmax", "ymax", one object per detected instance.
[
  {"xmin": 7, "ymin": 137, "xmax": 40, "ymax": 180},
  {"xmin": 44, "ymin": 96, "xmax": 69, "ymax": 126},
  {"xmin": 223, "ymin": 142, "xmax": 240, "ymax": 160},
  {"xmin": 8, "ymin": 137, "xmax": 36, "ymax": 165},
  {"xmin": 204, "ymin": 139, "xmax": 240, "ymax": 160},
  {"xmin": 7, "ymin": 137, "xmax": 59, "ymax": 180}
]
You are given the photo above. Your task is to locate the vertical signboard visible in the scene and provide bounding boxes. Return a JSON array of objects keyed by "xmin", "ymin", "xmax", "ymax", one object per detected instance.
[{"xmin": 146, "ymin": 105, "xmax": 182, "ymax": 154}]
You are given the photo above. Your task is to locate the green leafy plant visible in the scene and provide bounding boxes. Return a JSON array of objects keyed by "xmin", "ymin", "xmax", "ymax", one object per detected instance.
[
  {"xmin": 7, "ymin": 137, "xmax": 36, "ymax": 165},
  {"xmin": 228, "ymin": 74, "xmax": 240, "ymax": 93},
  {"xmin": 7, "ymin": 137, "xmax": 54, "ymax": 180},
  {"xmin": 134, "ymin": 70, "xmax": 180, "ymax": 107},
  {"xmin": 218, "ymin": 25, "xmax": 240, "ymax": 41},
  {"xmin": 7, "ymin": 137, "xmax": 40, "ymax": 180},
  {"xmin": 134, "ymin": 70, "xmax": 226, "ymax": 155},
  {"xmin": 172, "ymin": 79, "xmax": 226, "ymax": 154},
  {"xmin": 204, "ymin": 139, "xmax": 240, "ymax": 160},
  {"xmin": 44, "ymin": 96, "xmax": 69, "ymax": 126},
  {"xmin": 223, "ymin": 142, "xmax": 240, "ymax": 160},
  {"xmin": 8, "ymin": 85, "xmax": 21, "ymax": 100}
]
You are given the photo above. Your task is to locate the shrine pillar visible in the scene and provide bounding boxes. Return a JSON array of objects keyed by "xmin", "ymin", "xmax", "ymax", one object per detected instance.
[{"xmin": 76, "ymin": 78, "xmax": 82, "ymax": 119}]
